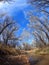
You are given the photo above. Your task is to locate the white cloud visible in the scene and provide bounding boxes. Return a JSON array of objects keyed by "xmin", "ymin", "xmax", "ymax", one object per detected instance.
[
  {"xmin": 0, "ymin": 0, "xmax": 28, "ymax": 15},
  {"xmin": 0, "ymin": 0, "xmax": 28, "ymax": 8}
]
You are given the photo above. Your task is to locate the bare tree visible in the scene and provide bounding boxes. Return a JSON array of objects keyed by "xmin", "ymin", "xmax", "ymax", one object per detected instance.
[
  {"xmin": 19, "ymin": 29, "xmax": 32, "ymax": 42},
  {"xmin": 0, "ymin": 14, "xmax": 15, "ymax": 35},
  {"xmin": 27, "ymin": 0, "xmax": 49, "ymax": 14},
  {"xmin": 23, "ymin": 43, "xmax": 31, "ymax": 50},
  {"xmin": 25, "ymin": 11, "xmax": 49, "ymax": 47},
  {"xmin": 0, "ymin": 22, "xmax": 14, "ymax": 35},
  {"xmin": 0, "ymin": 16, "xmax": 19, "ymax": 46}
]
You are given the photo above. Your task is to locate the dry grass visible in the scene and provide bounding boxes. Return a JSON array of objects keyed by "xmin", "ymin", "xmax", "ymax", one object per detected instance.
[
  {"xmin": 26, "ymin": 47, "xmax": 49, "ymax": 55},
  {"xmin": 0, "ymin": 44, "xmax": 30, "ymax": 65},
  {"xmin": 0, "ymin": 43, "xmax": 49, "ymax": 65},
  {"xmin": 0, "ymin": 43, "xmax": 21, "ymax": 55}
]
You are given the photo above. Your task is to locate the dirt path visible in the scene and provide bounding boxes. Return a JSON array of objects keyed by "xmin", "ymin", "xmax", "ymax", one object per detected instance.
[
  {"xmin": 0, "ymin": 53, "xmax": 49, "ymax": 65},
  {"xmin": 36, "ymin": 54, "xmax": 49, "ymax": 65},
  {"xmin": 29, "ymin": 54, "xmax": 49, "ymax": 65}
]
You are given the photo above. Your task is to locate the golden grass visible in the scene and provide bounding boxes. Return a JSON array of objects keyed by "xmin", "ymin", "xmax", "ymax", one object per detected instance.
[
  {"xmin": 0, "ymin": 43, "xmax": 49, "ymax": 65},
  {"xmin": 23, "ymin": 47, "xmax": 49, "ymax": 56},
  {"xmin": 0, "ymin": 43, "xmax": 21, "ymax": 55}
]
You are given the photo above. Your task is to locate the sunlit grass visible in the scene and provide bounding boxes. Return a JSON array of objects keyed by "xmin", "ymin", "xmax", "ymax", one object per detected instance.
[{"xmin": 0, "ymin": 43, "xmax": 21, "ymax": 55}]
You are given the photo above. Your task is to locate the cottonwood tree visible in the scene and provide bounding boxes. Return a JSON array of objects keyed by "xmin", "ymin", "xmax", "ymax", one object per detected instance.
[
  {"xmin": 25, "ymin": 11, "xmax": 49, "ymax": 47},
  {"xmin": 0, "ymin": 16, "xmax": 19, "ymax": 46},
  {"xmin": 24, "ymin": 0, "xmax": 49, "ymax": 47},
  {"xmin": 0, "ymin": 22, "xmax": 14, "ymax": 35},
  {"xmin": 0, "ymin": 13, "xmax": 14, "ymax": 35},
  {"xmin": 19, "ymin": 29, "xmax": 33, "ymax": 49},
  {"xmin": 23, "ymin": 43, "xmax": 31, "ymax": 50},
  {"xmin": 27, "ymin": 0, "xmax": 49, "ymax": 15},
  {"xmin": 19, "ymin": 28, "xmax": 32, "ymax": 43}
]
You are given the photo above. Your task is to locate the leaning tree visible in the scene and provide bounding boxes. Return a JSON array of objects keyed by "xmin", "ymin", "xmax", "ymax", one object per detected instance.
[
  {"xmin": 0, "ymin": 16, "xmax": 19, "ymax": 46},
  {"xmin": 27, "ymin": 0, "xmax": 49, "ymax": 14},
  {"xmin": 25, "ymin": 11, "xmax": 49, "ymax": 47},
  {"xmin": 24, "ymin": 0, "xmax": 49, "ymax": 47}
]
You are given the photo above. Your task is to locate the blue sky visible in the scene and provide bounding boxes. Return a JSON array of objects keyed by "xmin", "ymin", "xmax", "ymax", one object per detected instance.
[
  {"xmin": 0, "ymin": 0, "xmax": 34, "ymax": 44},
  {"xmin": 0, "ymin": 0, "xmax": 29, "ymax": 30},
  {"xmin": 0, "ymin": 0, "xmax": 49, "ymax": 44}
]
